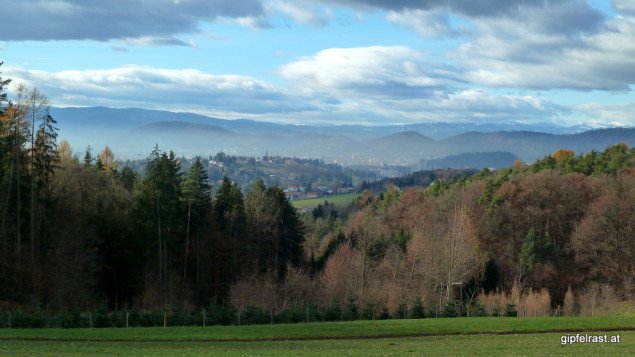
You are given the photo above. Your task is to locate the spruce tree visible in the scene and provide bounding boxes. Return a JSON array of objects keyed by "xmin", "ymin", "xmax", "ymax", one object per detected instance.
[
  {"xmin": 181, "ymin": 158, "xmax": 211, "ymax": 282},
  {"xmin": 213, "ymin": 176, "xmax": 246, "ymax": 297},
  {"xmin": 132, "ymin": 146, "xmax": 183, "ymax": 306},
  {"xmin": 83, "ymin": 146, "xmax": 94, "ymax": 168},
  {"xmin": 410, "ymin": 297, "xmax": 425, "ymax": 318}
]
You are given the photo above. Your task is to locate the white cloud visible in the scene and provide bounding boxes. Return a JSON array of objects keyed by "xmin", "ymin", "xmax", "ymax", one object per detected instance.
[
  {"xmin": 2, "ymin": 61, "xmax": 571, "ymax": 125},
  {"xmin": 120, "ymin": 36, "xmax": 195, "ymax": 47},
  {"xmin": 278, "ymin": 46, "xmax": 461, "ymax": 97},
  {"xmin": 268, "ymin": 0, "xmax": 331, "ymax": 26},
  {"xmin": 320, "ymin": 0, "xmax": 586, "ymax": 18},
  {"xmin": 575, "ymin": 102, "xmax": 635, "ymax": 126},
  {"xmin": 276, "ymin": 46, "xmax": 566, "ymax": 124},
  {"xmin": 274, "ymin": 0, "xmax": 629, "ymax": 94},
  {"xmin": 614, "ymin": 0, "xmax": 635, "ymax": 15},
  {"xmin": 323, "ymin": 0, "xmax": 627, "ymax": 93},
  {"xmin": 235, "ymin": 16, "xmax": 273, "ymax": 29},
  {"xmin": 386, "ymin": 9, "xmax": 458, "ymax": 37},
  {"xmin": 357, "ymin": 89, "xmax": 568, "ymax": 123},
  {"xmin": 3, "ymin": 65, "xmax": 313, "ymax": 115},
  {"xmin": 449, "ymin": 0, "xmax": 635, "ymax": 91}
]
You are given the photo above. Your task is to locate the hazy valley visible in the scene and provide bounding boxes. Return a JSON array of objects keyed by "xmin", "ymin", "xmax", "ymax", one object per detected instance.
[{"xmin": 53, "ymin": 106, "xmax": 635, "ymax": 166}]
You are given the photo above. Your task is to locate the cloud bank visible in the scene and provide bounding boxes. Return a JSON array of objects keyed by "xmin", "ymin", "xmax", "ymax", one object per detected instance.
[{"xmin": 0, "ymin": 0, "xmax": 264, "ymax": 42}]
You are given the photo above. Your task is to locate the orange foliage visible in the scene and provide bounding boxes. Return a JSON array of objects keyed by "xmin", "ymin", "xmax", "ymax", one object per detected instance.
[
  {"xmin": 552, "ymin": 148, "xmax": 575, "ymax": 161},
  {"xmin": 319, "ymin": 244, "xmax": 362, "ymax": 306},
  {"xmin": 513, "ymin": 160, "xmax": 526, "ymax": 170}
]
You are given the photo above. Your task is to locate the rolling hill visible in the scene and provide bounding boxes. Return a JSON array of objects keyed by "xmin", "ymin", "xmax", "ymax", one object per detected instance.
[{"xmin": 50, "ymin": 106, "xmax": 635, "ymax": 165}]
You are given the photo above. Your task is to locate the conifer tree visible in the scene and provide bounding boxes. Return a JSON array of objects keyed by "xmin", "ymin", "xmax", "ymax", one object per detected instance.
[
  {"xmin": 213, "ymin": 176, "xmax": 246, "ymax": 297},
  {"xmin": 245, "ymin": 179, "xmax": 303, "ymax": 277},
  {"xmin": 83, "ymin": 145, "xmax": 94, "ymax": 168},
  {"xmin": 31, "ymin": 113, "xmax": 58, "ymax": 257},
  {"xmin": 133, "ymin": 145, "xmax": 183, "ymax": 306},
  {"xmin": 181, "ymin": 158, "xmax": 210, "ymax": 281}
]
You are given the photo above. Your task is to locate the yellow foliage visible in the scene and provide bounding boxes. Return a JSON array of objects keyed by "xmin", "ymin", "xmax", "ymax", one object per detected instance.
[{"xmin": 98, "ymin": 146, "xmax": 120, "ymax": 173}]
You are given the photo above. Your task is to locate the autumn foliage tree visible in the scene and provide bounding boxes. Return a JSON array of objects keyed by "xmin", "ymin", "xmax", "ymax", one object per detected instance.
[{"xmin": 572, "ymin": 174, "xmax": 635, "ymax": 293}]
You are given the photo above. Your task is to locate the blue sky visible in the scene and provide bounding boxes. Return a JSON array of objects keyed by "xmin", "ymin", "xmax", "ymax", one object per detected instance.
[{"xmin": 1, "ymin": 0, "xmax": 634, "ymax": 127}]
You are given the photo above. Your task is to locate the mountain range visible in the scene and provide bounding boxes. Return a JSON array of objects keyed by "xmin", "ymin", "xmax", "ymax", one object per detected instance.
[{"xmin": 50, "ymin": 107, "xmax": 635, "ymax": 165}]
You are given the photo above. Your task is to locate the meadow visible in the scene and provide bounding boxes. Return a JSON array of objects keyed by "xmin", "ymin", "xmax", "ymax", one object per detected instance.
[
  {"xmin": 1, "ymin": 316, "xmax": 633, "ymax": 356},
  {"xmin": 291, "ymin": 193, "xmax": 360, "ymax": 209}
]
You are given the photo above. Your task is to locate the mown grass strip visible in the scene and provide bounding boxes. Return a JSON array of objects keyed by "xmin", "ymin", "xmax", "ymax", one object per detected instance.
[
  {"xmin": 2, "ymin": 332, "xmax": 634, "ymax": 357},
  {"xmin": 0, "ymin": 316, "xmax": 633, "ymax": 342}
]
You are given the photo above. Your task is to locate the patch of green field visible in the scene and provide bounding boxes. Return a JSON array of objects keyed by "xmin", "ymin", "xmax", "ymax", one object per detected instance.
[
  {"xmin": 1, "ymin": 332, "xmax": 633, "ymax": 356},
  {"xmin": 1, "ymin": 316, "xmax": 634, "ymax": 342},
  {"xmin": 292, "ymin": 193, "xmax": 360, "ymax": 209}
]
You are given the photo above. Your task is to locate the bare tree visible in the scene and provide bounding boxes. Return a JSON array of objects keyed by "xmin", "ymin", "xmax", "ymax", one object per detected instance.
[
  {"xmin": 319, "ymin": 243, "xmax": 361, "ymax": 310},
  {"xmin": 423, "ymin": 205, "xmax": 483, "ymax": 302},
  {"xmin": 9, "ymin": 85, "xmax": 28, "ymax": 264}
]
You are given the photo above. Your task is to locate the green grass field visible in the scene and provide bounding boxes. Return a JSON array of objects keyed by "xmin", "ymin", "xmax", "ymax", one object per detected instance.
[
  {"xmin": 291, "ymin": 193, "xmax": 360, "ymax": 209},
  {"xmin": 2, "ymin": 332, "xmax": 633, "ymax": 356},
  {"xmin": 1, "ymin": 316, "xmax": 633, "ymax": 356}
]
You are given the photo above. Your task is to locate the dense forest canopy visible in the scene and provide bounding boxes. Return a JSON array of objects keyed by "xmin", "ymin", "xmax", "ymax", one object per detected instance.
[{"xmin": 1, "ymin": 65, "xmax": 634, "ymax": 323}]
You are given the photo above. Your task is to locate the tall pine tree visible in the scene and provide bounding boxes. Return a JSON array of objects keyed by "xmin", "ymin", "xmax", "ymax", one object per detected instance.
[
  {"xmin": 133, "ymin": 145, "xmax": 183, "ymax": 307},
  {"xmin": 181, "ymin": 158, "xmax": 210, "ymax": 285},
  {"xmin": 213, "ymin": 176, "xmax": 246, "ymax": 300}
]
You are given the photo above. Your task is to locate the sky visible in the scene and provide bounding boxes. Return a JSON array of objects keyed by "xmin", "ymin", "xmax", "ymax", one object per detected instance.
[{"xmin": 1, "ymin": 0, "xmax": 634, "ymax": 127}]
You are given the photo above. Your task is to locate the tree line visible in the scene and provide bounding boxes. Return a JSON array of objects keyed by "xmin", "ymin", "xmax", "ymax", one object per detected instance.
[
  {"xmin": 2, "ymin": 65, "xmax": 634, "ymax": 326},
  {"xmin": 0, "ymin": 68, "xmax": 304, "ymax": 313}
]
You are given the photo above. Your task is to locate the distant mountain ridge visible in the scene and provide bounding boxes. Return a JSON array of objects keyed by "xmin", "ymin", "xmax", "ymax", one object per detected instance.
[
  {"xmin": 50, "ymin": 106, "xmax": 635, "ymax": 165},
  {"xmin": 50, "ymin": 106, "xmax": 593, "ymax": 140},
  {"xmin": 135, "ymin": 121, "xmax": 230, "ymax": 134}
]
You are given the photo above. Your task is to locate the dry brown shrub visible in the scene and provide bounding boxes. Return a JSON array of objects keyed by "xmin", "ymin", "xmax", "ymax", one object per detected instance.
[
  {"xmin": 597, "ymin": 284, "xmax": 619, "ymax": 316},
  {"xmin": 563, "ymin": 285, "xmax": 576, "ymax": 316},
  {"xmin": 579, "ymin": 283, "xmax": 600, "ymax": 317},
  {"xmin": 229, "ymin": 273, "xmax": 277, "ymax": 313},
  {"xmin": 519, "ymin": 289, "xmax": 551, "ymax": 317},
  {"xmin": 510, "ymin": 281, "xmax": 521, "ymax": 307},
  {"xmin": 579, "ymin": 283, "xmax": 621, "ymax": 317},
  {"xmin": 280, "ymin": 266, "xmax": 315, "ymax": 311},
  {"xmin": 479, "ymin": 288, "xmax": 507, "ymax": 316}
]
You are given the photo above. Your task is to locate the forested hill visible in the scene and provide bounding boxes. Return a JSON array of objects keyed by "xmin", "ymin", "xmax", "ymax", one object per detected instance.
[
  {"xmin": 302, "ymin": 143, "xmax": 635, "ymax": 318},
  {"xmin": 425, "ymin": 151, "xmax": 520, "ymax": 170},
  {"xmin": 360, "ymin": 168, "xmax": 478, "ymax": 193}
]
